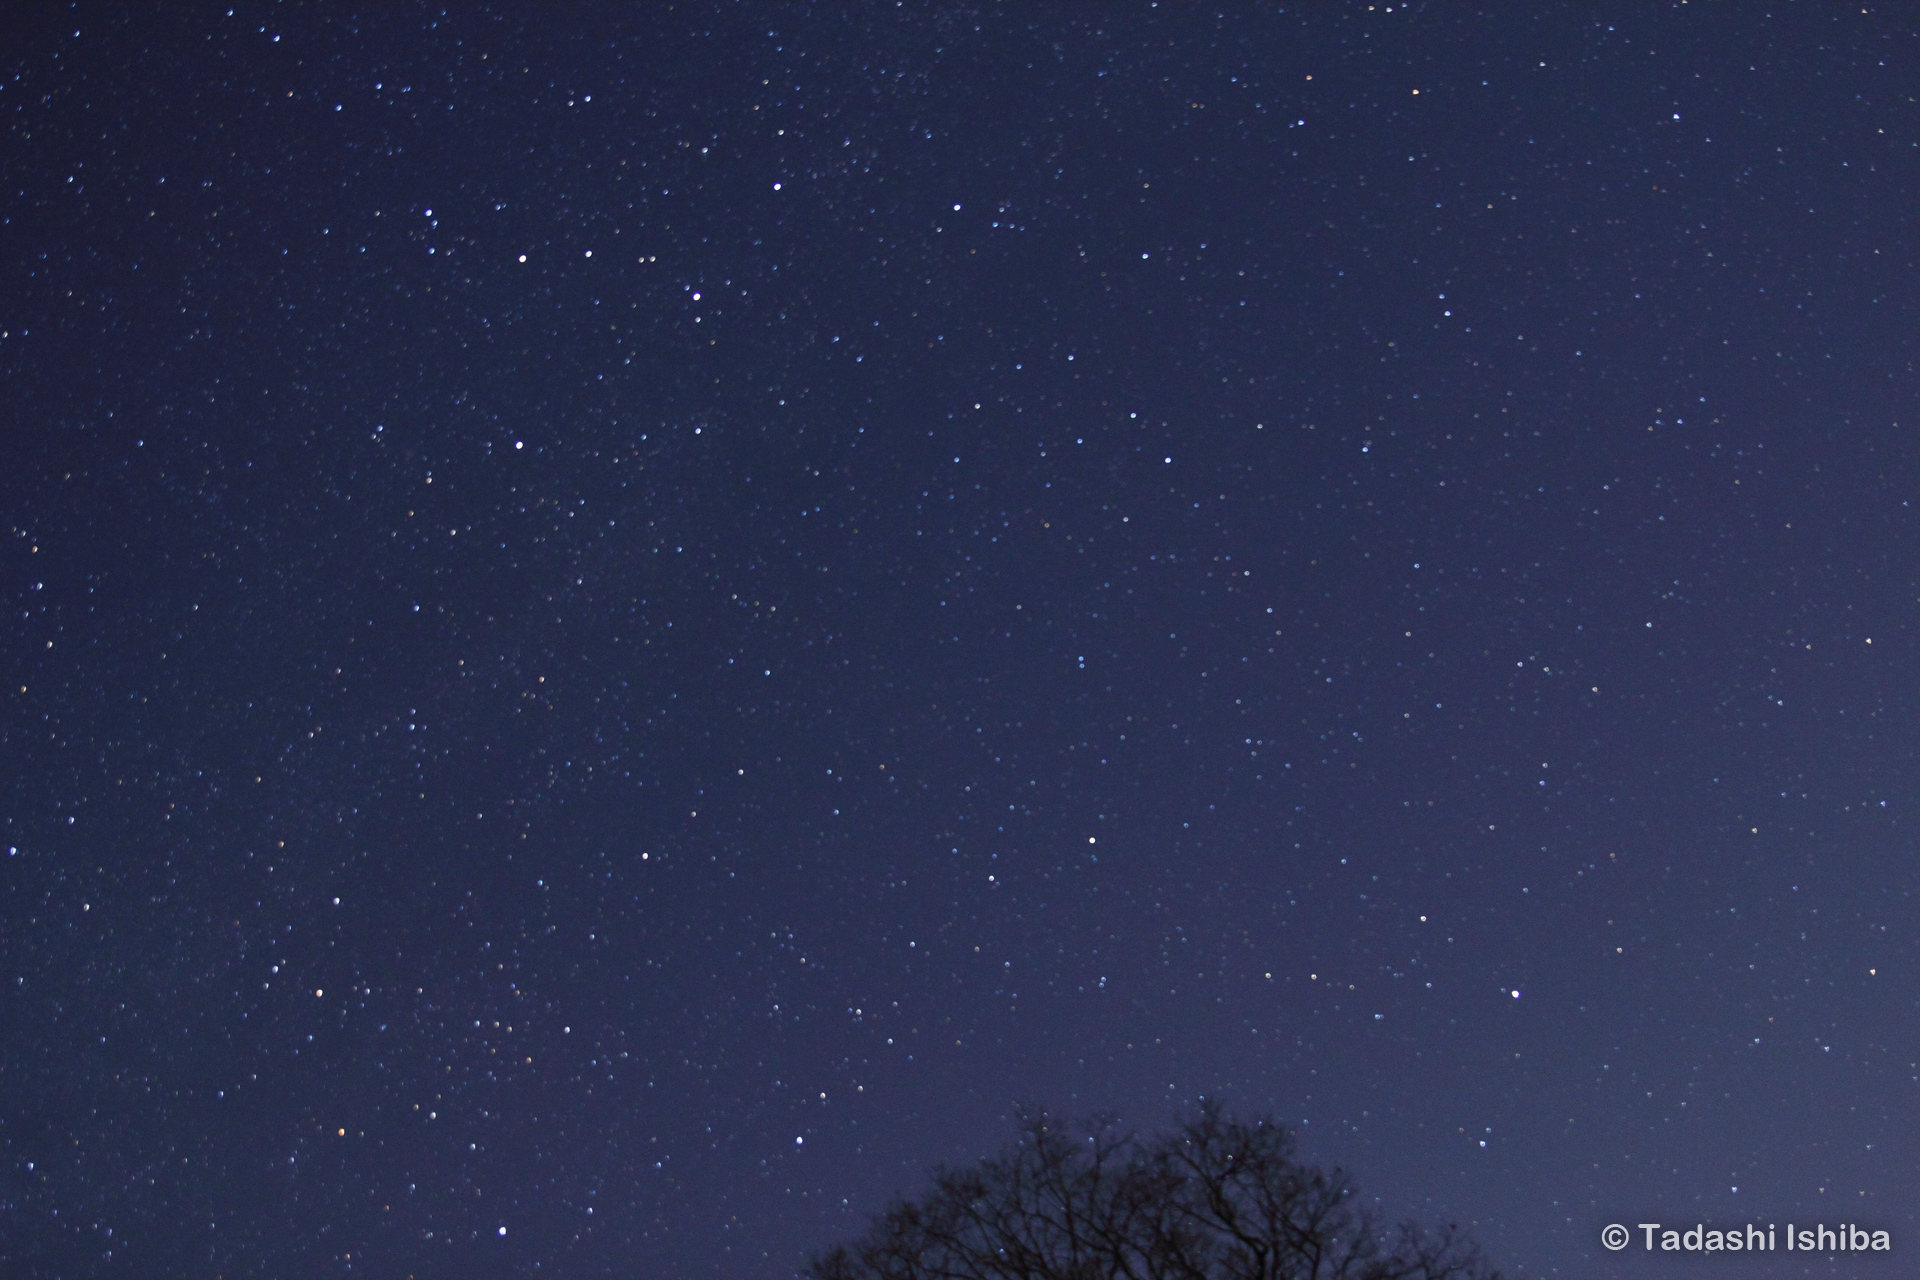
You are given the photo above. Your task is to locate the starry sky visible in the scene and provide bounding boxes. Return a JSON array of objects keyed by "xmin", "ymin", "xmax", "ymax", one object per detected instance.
[{"xmin": 5, "ymin": 4, "xmax": 1919, "ymax": 1277}]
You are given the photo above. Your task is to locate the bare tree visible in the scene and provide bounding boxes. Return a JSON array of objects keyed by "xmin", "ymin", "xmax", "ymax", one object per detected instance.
[{"xmin": 807, "ymin": 1101, "xmax": 1500, "ymax": 1280}]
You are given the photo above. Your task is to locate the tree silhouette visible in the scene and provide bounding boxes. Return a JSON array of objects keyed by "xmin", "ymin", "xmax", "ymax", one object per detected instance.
[{"xmin": 807, "ymin": 1101, "xmax": 1501, "ymax": 1280}]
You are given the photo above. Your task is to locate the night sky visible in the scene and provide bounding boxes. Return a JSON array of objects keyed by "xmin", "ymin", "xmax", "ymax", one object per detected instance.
[{"xmin": 6, "ymin": 5, "xmax": 1919, "ymax": 1277}]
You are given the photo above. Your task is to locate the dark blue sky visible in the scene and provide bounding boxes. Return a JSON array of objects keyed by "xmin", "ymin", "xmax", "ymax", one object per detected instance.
[{"xmin": 6, "ymin": 4, "xmax": 1919, "ymax": 1276}]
